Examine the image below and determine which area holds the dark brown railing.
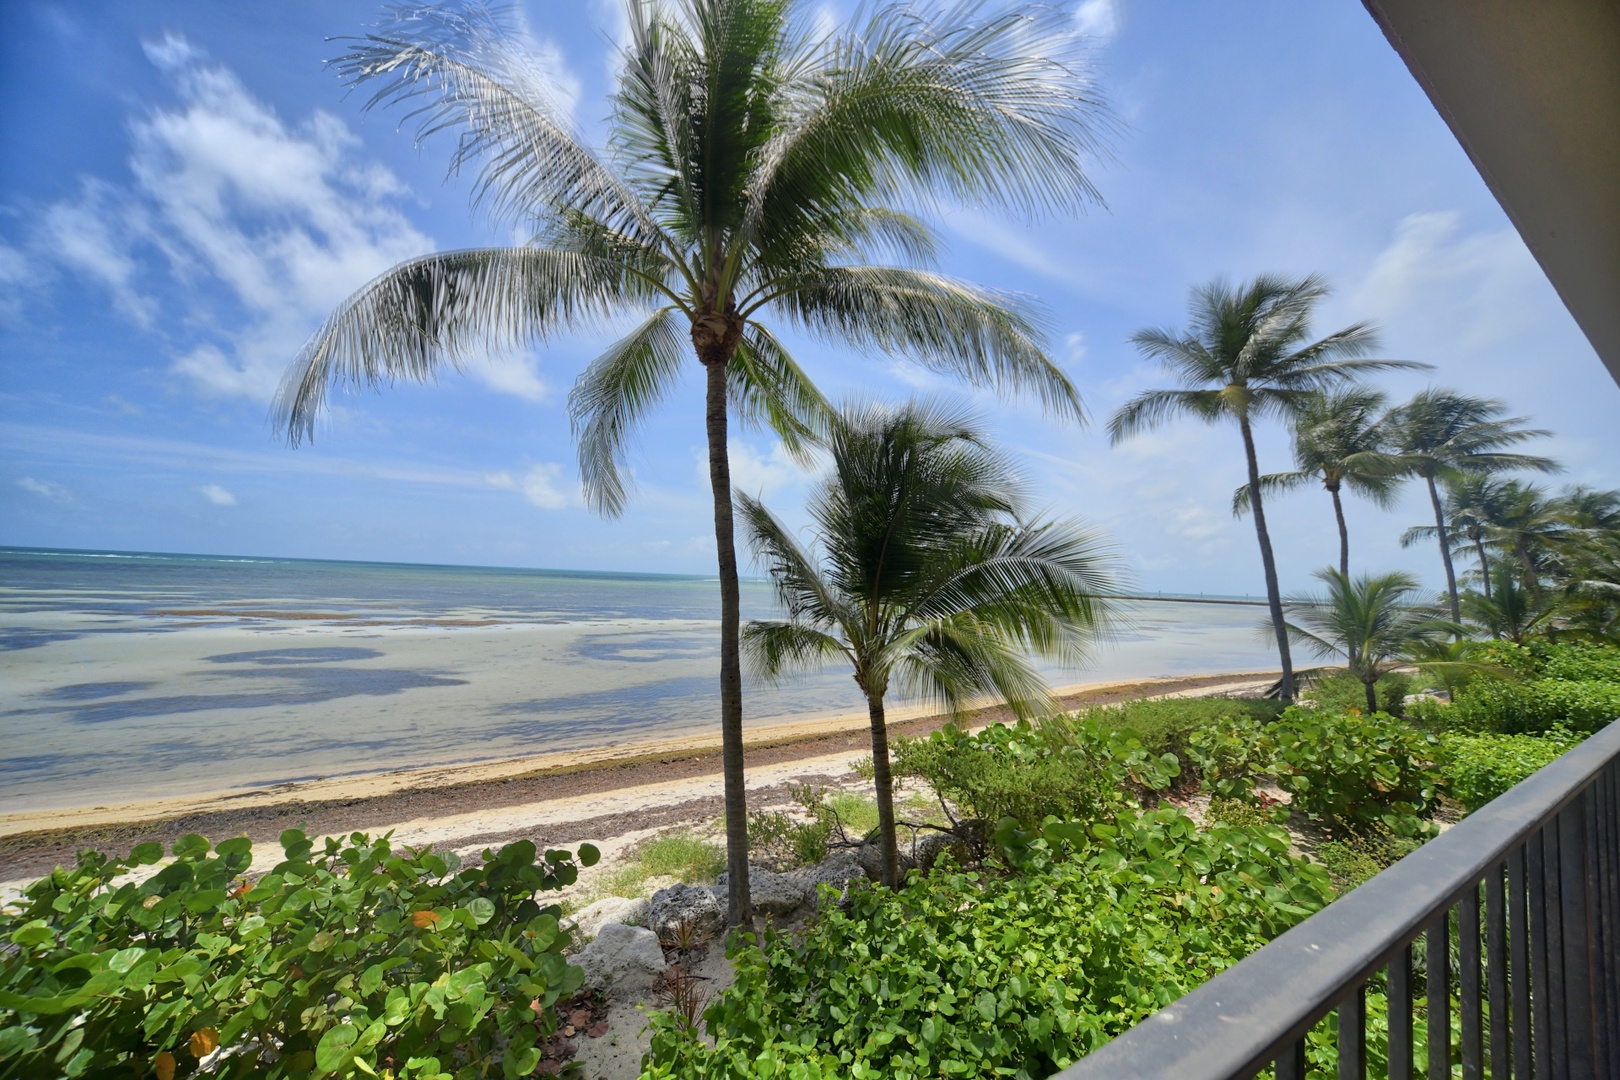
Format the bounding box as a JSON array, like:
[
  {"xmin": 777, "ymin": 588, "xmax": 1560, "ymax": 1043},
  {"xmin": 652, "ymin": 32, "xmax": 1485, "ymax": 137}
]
[{"xmin": 1052, "ymin": 718, "xmax": 1620, "ymax": 1080}]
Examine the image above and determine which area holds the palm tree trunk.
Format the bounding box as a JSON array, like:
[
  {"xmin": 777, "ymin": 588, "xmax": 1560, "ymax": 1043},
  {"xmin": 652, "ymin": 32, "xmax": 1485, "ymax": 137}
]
[
  {"xmin": 1329, "ymin": 482, "xmax": 1350, "ymax": 579},
  {"xmin": 1426, "ymin": 474, "xmax": 1461, "ymax": 622},
  {"xmin": 1363, "ymin": 676, "xmax": 1378, "ymax": 715},
  {"xmin": 1239, "ymin": 416, "xmax": 1295, "ymax": 703},
  {"xmin": 703, "ymin": 357, "xmax": 752, "ymax": 927},
  {"xmin": 866, "ymin": 693, "xmax": 900, "ymax": 888},
  {"xmin": 1472, "ymin": 528, "xmax": 1492, "ymax": 601}
]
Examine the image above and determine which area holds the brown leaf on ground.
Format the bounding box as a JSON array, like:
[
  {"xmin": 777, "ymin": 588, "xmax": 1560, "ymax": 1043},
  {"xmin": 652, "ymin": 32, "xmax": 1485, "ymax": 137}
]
[{"xmin": 587, "ymin": 1021, "xmax": 609, "ymax": 1038}]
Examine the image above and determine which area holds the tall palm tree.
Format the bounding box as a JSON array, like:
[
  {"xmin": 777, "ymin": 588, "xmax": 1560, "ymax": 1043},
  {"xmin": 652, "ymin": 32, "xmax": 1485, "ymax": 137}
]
[
  {"xmin": 1233, "ymin": 388, "xmax": 1408, "ymax": 578},
  {"xmin": 740, "ymin": 402, "xmax": 1120, "ymax": 886},
  {"xmin": 1284, "ymin": 569, "xmax": 1456, "ymax": 714},
  {"xmin": 1109, "ymin": 275, "xmax": 1417, "ymax": 703},
  {"xmin": 274, "ymin": 1, "xmax": 1109, "ymax": 925},
  {"xmin": 1462, "ymin": 562, "xmax": 1559, "ymax": 645},
  {"xmin": 1383, "ymin": 390, "xmax": 1558, "ymax": 623}
]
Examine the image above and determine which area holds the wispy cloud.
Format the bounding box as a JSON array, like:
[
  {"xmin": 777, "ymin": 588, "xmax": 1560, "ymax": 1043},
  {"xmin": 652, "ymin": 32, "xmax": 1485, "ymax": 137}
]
[
  {"xmin": 1073, "ymin": 0, "xmax": 1121, "ymax": 44},
  {"xmin": 485, "ymin": 463, "xmax": 573, "ymax": 510},
  {"xmin": 13, "ymin": 33, "xmax": 580, "ymax": 408},
  {"xmin": 199, "ymin": 483, "xmax": 236, "ymax": 505},
  {"xmin": 16, "ymin": 476, "xmax": 72, "ymax": 502}
]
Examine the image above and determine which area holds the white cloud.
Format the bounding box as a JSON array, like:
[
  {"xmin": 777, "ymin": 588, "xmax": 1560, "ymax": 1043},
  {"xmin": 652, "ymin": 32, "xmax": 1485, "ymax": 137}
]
[
  {"xmin": 487, "ymin": 463, "xmax": 572, "ymax": 510},
  {"xmin": 467, "ymin": 352, "xmax": 550, "ymax": 403},
  {"xmin": 1350, "ymin": 211, "xmax": 1542, "ymax": 352},
  {"xmin": 16, "ymin": 476, "xmax": 71, "ymax": 502},
  {"xmin": 1073, "ymin": 0, "xmax": 1121, "ymax": 44},
  {"xmin": 946, "ymin": 212, "xmax": 1088, "ymax": 289},
  {"xmin": 199, "ymin": 483, "xmax": 236, "ymax": 505},
  {"xmin": 141, "ymin": 30, "xmax": 202, "ymax": 71},
  {"xmin": 40, "ymin": 186, "xmax": 156, "ymax": 326}
]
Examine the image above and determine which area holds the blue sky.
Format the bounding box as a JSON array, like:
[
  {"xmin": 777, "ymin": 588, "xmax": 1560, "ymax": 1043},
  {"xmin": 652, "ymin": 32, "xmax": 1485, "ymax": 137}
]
[{"xmin": 3, "ymin": 0, "xmax": 1617, "ymax": 596}]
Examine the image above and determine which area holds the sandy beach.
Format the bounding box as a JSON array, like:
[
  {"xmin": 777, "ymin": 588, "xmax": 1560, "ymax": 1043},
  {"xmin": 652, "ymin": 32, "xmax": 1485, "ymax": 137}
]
[{"xmin": 0, "ymin": 670, "xmax": 1276, "ymax": 892}]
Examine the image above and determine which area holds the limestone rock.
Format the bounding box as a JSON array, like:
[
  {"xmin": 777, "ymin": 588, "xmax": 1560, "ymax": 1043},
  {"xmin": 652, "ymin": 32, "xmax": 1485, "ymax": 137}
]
[
  {"xmin": 565, "ymin": 896, "xmax": 649, "ymax": 942},
  {"xmin": 716, "ymin": 866, "xmax": 809, "ymax": 917},
  {"xmin": 648, "ymin": 882, "xmax": 726, "ymax": 940},
  {"xmin": 570, "ymin": 923, "xmax": 667, "ymax": 992},
  {"xmin": 912, "ymin": 831, "xmax": 970, "ymax": 872},
  {"xmin": 795, "ymin": 849, "xmax": 869, "ymax": 907}
]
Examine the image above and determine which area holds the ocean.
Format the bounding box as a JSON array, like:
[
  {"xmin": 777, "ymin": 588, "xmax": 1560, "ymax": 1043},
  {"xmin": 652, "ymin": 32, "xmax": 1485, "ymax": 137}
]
[{"xmin": 0, "ymin": 547, "xmax": 1283, "ymax": 813}]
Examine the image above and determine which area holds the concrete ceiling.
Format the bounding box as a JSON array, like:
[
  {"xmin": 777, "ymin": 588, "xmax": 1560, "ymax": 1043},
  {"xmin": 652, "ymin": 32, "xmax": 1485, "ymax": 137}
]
[{"xmin": 1363, "ymin": 0, "xmax": 1620, "ymax": 389}]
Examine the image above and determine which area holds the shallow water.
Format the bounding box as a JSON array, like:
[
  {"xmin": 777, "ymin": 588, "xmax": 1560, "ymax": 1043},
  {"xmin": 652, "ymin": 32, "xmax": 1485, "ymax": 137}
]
[{"xmin": 0, "ymin": 547, "xmax": 1283, "ymax": 812}]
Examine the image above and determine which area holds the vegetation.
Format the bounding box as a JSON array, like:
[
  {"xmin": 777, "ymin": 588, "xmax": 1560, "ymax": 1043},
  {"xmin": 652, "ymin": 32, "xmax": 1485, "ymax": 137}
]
[
  {"xmin": 1381, "ymin": 390, "xmax": 1558, "ymax": 621},
  {"xmin": 1108, "ymin": 274, "xmax": 1423, "ymax": 702},
  {"xmin": 742, "ymin": 402, "xmax": 1120, "ymax": 885},
  {"xmin": 592, "ymin": 832, "xmax": 727, "ymax": 899},
  {"xmin": 0, "ymin": 831, "xmax": 596, "ymax": 1079},
  {"xmin": 1437, "ymin": 728, "xmax": 1584, "ymax": 812},
  {"xmin": 1282, "ymin": 569, "xmax": 1455, "ymax": 713},
  {"xmin": 1301, "ymin": 670, "xmax": 1413, "ymax": 715},
  {"xmin": 641, "ymin": 809, "xmax": 1334, "ymax": 1079},
  {"xmin": 276, "ymin": 0, "xmax": 1110, "ymax": 926}
]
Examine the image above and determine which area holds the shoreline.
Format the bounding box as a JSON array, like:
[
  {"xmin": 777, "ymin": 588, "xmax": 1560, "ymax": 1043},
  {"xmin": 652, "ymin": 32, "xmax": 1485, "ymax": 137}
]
[{"xmin": 0, "ymin": 670, "xmax": 1277, "ymax": 883}]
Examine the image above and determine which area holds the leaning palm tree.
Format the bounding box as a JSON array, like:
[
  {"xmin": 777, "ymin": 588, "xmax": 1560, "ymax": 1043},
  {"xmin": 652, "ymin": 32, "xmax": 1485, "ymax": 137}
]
[
  {"xmin": 740, "ymin": 401, "xmax": 1121, "ymax": 887},
  {"xmin": 1383, "ymin": 390, "xmax": 1558, "ymax": 622},
  {"xmin": 1234, "ymin": 388, "xmax": 1406, "ymax": 578},
  {"xmin": 275, "ymin": 1, "xmax": 1110, "ymax": 925},
  {"xmin": 1284, "ymin": 569, "xmax": 1456, "ymax": 714},
  {"xmin": 1109, "ymin": 275, "xmax": 1419, "ymax": 703}
]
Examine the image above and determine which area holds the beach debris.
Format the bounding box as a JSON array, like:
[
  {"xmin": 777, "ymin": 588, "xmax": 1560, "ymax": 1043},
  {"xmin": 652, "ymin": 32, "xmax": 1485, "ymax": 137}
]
[
  {"xmin": 570, "ymin": 923, "xmax": 669, "ymax": 991},
  {"xmin": 648, "ymin": 882, "xmax": 725, "ymax": 940},
  {"xmin": 714, "ymin": 866, "xmax": 809, "ymax": 917},
  {"xmin": 564, "ymin": 896, "xmax": 649, "ymax": 942}
]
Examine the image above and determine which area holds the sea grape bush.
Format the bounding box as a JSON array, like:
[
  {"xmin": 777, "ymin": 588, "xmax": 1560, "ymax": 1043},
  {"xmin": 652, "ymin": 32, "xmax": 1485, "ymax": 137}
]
[
  {"xmin": 1422, "ymin": 678, "xmax": 1620, "ymax": 736},
  {"xmin": 1437, "ymin": 727, "xmax": 1584, "ymax": 811},
  {"xmin": 0, "ymin": 830, "xmax": 597, "ymax": 1079},
  {"xmin": 639, "ymin": 809, "xmax": 1334, "ymax": 1079},
  {"xmin": 1189, "ymin": 709, "xmax": 1444, "ymax": 838},
  {"xmin": 890, "ymin": 717, "xmax": 1178, "ymax": 829}
]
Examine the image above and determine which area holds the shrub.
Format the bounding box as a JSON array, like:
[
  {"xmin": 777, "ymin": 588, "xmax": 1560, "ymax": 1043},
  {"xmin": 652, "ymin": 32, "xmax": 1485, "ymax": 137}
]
[
  {"xmin": 1205, "ymin": 796, "xmax": 1270, "ymax": 831},
  {"xmin": 1313, "ymin": 827, "xmax": 1410, "ymax": 893},
  {"xmin": 746, "ymin": 786, "xmax": 873, "ymax": 870},
  {"xmin": 1443, "ymin": 678, "xmax": 1620, "ymax": 735},
  {"xmin": 1302, "ymin": 671, "xmax": 1414, "ymax": 716},
  {"xmin": 1069, "ymin": 696, "xmax": 1282, "ymax": 765},
  {"xmin": 0, "ymin": 830, "xmax": 596, "ymax": 1079},
  {"xmin": 1437, "ymin": 727, "xmax": 1585, "ymax": 811},
  {"xmin": 640, "ymin": 809, "xmax": 1333, "ymax": 1079},
  {"xmin": 891, "ymin": 718, "xmax": 1175, "ymax": 829},
  {"xmin": 1267, "ymin": 709, "xmax": 1444, "ymax": 838},
  {"xmin": 1535, "ymin": 642, "xmax": 1620, "ymax": 682},
  {"xmin": 1188, "ymin": 709, "xmax": 1444, "ymax": 838}
]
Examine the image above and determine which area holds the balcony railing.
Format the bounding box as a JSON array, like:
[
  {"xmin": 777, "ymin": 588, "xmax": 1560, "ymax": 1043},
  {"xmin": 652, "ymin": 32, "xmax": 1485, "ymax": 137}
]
[{"xmin": 1052, "ymin": 718, "xmax": 1620, "ymax": 1080}]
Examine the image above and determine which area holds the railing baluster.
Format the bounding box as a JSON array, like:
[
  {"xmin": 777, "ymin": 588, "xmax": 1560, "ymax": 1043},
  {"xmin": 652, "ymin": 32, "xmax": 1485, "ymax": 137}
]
[
  {"xmin": 1486, "ymin": 862, "xmax": 1509, "ymax": 1079},
  {"xmin": 1604, "ymin": 767, "xmax": 1620, "ymax": 1072},
  {"xmin": 1460, "ymin": 881, "xmax": 1483, "ymax": 1079},
  {"xmin": 1428, "ymin": 911, "xmax": 1449, "ymax": 1080},
  {"xmin": 1273, "ymin": 1038, "xmax": 1306, "ymax": 1080},
  {"xmin": 1529, "ymin": 831, "xmax": 1551, "ymax": 1077},
  {"xmin": 1509, "ymin": 845, "xmax": 1531, "ymax": 1080},
  {"xmin": 1559, "ymin": 801, "xmax": 1595, "ymax": 1079},
  {"xmin": 1339, "ymin": 985, "xmax": 1366, "ymax": 1080},
  {"xmin": 1390, "ymin": 943, "xmax": 1414, "ymax": 1080},
  {"xmin": 1585, "ymin": 786, "xmax": 1612, "ymax": 1079},
  {"xmin": 1544, "ymin": 821, "xmax": 1568, "ymax": 1078}
]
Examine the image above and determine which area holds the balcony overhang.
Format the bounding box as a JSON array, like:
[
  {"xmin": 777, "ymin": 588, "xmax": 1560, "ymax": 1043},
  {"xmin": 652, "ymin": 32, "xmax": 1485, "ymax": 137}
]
[{"xmin": 1363, "ymin": 0, "xmax": 1620, "ymax": 389}]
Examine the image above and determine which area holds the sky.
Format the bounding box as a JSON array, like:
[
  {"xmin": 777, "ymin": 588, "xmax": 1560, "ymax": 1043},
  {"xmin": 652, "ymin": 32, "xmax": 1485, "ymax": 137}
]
[{"xmin": 2, "ymin": 0, "xmax": 1617, "ymax": 597}]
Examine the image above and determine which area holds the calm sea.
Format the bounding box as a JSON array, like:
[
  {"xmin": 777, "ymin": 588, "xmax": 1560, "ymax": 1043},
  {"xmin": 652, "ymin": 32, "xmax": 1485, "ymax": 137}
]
[{"xmin": 0, "ymin": 547, "xmax": 1282, "ymax": 813}]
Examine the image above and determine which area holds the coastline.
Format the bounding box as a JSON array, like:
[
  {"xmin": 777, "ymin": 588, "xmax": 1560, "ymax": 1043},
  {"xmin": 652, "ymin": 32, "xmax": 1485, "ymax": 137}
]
[{"xmin": 0, "ymin": 670, "xmax": 1276, "ymax": 885}]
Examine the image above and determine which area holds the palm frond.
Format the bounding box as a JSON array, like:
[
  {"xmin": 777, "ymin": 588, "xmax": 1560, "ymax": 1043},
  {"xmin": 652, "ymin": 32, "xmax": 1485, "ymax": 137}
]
[
  {"xmin": 279, "ymin": 247, "xmax": 628, "ymax": 443},
  {"xmin": 742, "ymin": 620, "xmax": 848, "ymax": 680},
  {"xmin": 335, "ymin": 4, "xmax": 665, "ymax": 246},
  {"xmin": 727, "ymin": 322, "xmax": 834, "ymax": 459},
  {"xmin": 764, "ymin": 266, "xmax": 1083, "ymax": 422},
  {"xmin": 1107, "ymin": 388, "xmax": 1223, "ymax": 444},
  {"xmin": 1233, "ymin": 472, "xmax": 1312, "ymax": 517},
  {"xmin": 567, "ymin": 306, "xmax": 688, "ymax": 516}
]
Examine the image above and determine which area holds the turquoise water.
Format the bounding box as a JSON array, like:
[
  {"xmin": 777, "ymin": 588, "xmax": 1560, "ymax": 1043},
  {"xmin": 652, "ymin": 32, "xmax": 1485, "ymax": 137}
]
[{"xmin": 0, "ymin": 547, "xmax": 1283, "ymax": 812}]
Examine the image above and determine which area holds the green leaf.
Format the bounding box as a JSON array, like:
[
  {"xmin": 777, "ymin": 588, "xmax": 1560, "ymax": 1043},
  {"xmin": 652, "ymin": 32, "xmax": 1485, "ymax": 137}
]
[
  {"xmin": 172, "ymin": 834, "xmax": 210, "ymax": 859},
  {"xmin": 465, "ymin": 897, "xmax": 495, "ymax": 925},
  {"xmin": 9, "ymin": 920, "xmax": 54, "ymax": 948},
  {"xmin": 577, "ymin": 843, "xmax": 600, "ymax": 867},
  {"xmin": 315, "ymin": 1023, "xmax": 360, "ymax": 1075},
  {"xmin": 130, "ymin": 842, "xmax": 164, "ymax": 865}
]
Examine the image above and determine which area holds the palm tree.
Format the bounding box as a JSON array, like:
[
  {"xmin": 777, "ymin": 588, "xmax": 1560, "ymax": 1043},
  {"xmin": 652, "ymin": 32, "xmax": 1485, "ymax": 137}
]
[
  {"xmin": 274, "ymin": 1, "xmax": 1109, "ymax": 925},
  {"xmin": 1284, "ymin": 569, "xmax": 1455, "ymax": 714},
  {"xmin": 1462, "ymin": 562, "xmax": 1559, "ymax": 644},
  {"xmin": 1233, "ymin": 388, "xmax": 1407, "ymax": 578},
  {"xmin": 1383, "ymin": 390, "xmax": 1558, "ymax": 623},
  {"xmin": 740, "ymin": 402, "xmax": 1120, "ymax": 887},
  {"xmin": 1109, "ymin": 275, "xmax": 1418, "ymax": 703}
]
